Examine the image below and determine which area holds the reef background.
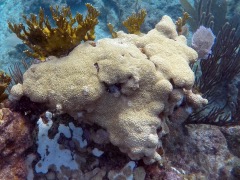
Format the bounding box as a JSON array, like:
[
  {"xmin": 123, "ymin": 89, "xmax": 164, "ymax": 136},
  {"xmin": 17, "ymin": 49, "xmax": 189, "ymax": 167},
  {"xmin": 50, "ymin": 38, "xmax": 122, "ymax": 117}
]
[
  {"xmin": 1, "ymin": 0, "xmax": 239, "ymax": 71},
  {"xmin": 1, "ymin": 0, "xmax": 186, "ymax": 71},
  {"xmin": 1, "ymin": 0, "xmax": 240, "ymax": 179}
]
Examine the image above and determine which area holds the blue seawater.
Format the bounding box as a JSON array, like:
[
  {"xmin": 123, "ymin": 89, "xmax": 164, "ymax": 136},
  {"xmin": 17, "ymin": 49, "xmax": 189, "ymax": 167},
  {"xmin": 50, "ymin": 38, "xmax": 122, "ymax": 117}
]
[
  {"xmin": 1, "ymin": 0, "xmax": 239, "ymax": 72},
  {"xmin": 0, "ymin": 0, "xmax": 185, "ymax": 72}
]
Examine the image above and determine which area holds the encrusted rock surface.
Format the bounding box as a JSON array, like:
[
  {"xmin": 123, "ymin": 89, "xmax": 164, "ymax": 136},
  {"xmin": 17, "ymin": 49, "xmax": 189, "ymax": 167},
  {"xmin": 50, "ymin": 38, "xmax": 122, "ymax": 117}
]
[
  {"xmin": 21, "ymin": 111, "xmax": 240, "ymax": 179},
  {"xmin": 0, "ymin": 108, "xmax": 33, "ymax": 180},
  {"xmin": 220, "ymin": 126, "xmax": 240, "ymax": 158},
  {"xmin": 162, "ymin": 107, "xmax": 240, "ymax": 179}
]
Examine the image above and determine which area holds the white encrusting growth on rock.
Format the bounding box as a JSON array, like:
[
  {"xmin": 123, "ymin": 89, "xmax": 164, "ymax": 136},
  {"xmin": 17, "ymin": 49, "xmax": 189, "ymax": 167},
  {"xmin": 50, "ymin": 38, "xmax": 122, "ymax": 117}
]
[{"xmin": 35, "ymin": 112, "xmax": 87, "ymax": 173}]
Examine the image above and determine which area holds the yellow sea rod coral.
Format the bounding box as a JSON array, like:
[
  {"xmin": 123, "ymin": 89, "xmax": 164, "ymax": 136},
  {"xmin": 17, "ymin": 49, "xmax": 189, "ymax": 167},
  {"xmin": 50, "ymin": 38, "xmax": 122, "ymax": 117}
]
[
  {"xmin": 175, "ymin": 12, "xmax": 190, "ymax": 35},
  {"xmin": 122, "ymin": 9, "xmax": 147, "ymax": 35},
  {"xmin": 107, "ymin": 23, "xmax": 118, "ymax": 38},
  {"xmin": 8, "ymin": 3, "xmax": 100, "ymax": 61}
]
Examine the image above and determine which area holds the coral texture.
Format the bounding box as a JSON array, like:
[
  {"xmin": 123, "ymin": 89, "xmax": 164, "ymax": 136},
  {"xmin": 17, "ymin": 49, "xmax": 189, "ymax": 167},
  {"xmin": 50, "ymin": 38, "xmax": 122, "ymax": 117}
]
[
  {"xmin": 11, "ymin": 15, "xmax": 206, "ymax": 164},
  {"xmin": 0, "ymin": 108, "xmax": 33, "ymax": 180},
  {"xmin": 166, "ymin": 108, "xmax": 240, "ymax": 179}
]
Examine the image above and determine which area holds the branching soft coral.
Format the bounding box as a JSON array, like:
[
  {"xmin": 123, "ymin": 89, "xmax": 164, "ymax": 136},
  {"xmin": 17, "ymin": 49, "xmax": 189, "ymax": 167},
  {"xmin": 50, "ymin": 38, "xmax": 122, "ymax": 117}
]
[
  {"xmin": 122, "ymin": 9, "xmax": 147, "ymax": 35},
  {"xmin": 8, "ymin": 3, "xmax": 100, "ymax": 61},
  {"xmin": 186, "ymin": 23, "xmax": 240, "ymax": 126},
  {"xmin": 175, "ymin": 12, "xmax": 189, "ymax": 35}
]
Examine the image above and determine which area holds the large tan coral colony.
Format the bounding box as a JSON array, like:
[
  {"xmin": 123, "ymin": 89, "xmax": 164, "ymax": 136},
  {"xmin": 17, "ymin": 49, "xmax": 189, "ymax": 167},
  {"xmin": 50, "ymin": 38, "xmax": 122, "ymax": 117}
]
[{"xmin": 10, "ymin": 16, "xmax": 207, "ymax": 164}]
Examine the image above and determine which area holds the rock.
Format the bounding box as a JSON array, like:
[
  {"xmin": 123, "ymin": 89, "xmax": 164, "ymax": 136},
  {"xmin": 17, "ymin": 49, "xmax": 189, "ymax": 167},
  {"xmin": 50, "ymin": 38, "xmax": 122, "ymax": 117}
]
[
  {"xmin": 0, "ymin": 108, "xmax": 33, "ymax": 180},
  {"xmin": 133, "ymin": 166, "xmax": 146, "ymax": 180}
]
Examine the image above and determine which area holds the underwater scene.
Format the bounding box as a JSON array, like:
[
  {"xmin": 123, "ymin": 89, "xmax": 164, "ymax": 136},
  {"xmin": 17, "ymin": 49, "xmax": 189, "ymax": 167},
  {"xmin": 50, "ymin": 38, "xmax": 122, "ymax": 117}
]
[{"xmin": 0, "ymin": 0, "xmax": 240, "ymax": 179}]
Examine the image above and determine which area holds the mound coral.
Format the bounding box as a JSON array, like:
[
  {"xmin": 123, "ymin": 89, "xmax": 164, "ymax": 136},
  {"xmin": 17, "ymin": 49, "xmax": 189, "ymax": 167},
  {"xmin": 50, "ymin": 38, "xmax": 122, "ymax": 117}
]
[
  {"xmin": 10, "ymin": 15, "xmax": 207, "ymax": 164},
  {"xmin": 8, "ymin": 3, "xmax": 99, "ymax": 61}
]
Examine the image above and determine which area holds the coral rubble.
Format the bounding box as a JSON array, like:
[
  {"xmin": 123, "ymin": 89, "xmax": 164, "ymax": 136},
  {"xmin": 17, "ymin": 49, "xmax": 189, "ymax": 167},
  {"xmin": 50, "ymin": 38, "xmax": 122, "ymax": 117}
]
[{"xmin": 11, "ymin": 15, "xmax": 207, "ymax": 165}]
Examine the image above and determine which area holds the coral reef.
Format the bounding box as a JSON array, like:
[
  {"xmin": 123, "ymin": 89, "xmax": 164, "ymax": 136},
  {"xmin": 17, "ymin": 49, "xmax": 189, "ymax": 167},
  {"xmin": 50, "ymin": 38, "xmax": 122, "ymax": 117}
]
[
  {"xmin": 164, "ymin": 107, "xmax": 240, "ymax": 179},
  {"xmin": 0, "ymin": 0, "xmax": 183, "ymax": 71},
  {"xmin": 8, "ymin": 3, "xmax": 100, "ymax": 61},
  {"xmin": 11, "ymin": 15, "xmax": 207, "ymax": 164},
  {"xmin": 27, "ymin": 112, "xmax": 136, "ymax": 179},
  {"xmin": 100, "ymin": 0, "xmax": 182, "ymax": 34},
  {"xmin": 2, "ymin": 1, "xmax": 240, "ymax": 179},
  {"xmin": 28, "ymin": 110, "xmax": 240, "ymax": 179}
]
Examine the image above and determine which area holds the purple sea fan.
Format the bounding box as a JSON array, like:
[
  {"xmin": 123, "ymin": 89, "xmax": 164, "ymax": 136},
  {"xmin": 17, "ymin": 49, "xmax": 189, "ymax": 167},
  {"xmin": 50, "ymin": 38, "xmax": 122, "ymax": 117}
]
[{"xmin": 191, "ymin": 26, "xmax": 216, "ymax": 59}]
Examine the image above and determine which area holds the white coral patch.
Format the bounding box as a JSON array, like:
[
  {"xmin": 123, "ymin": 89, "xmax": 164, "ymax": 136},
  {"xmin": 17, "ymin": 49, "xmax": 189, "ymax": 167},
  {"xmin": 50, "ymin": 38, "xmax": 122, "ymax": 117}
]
[{"xmin": 35, "ymin": 112, "xmax": 87, "ymax": 173}]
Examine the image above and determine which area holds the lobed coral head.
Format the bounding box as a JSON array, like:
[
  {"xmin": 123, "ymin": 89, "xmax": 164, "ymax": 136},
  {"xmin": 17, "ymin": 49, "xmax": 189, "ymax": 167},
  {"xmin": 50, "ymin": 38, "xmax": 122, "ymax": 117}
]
[{"xmin": 10, "ymin": 15, "xmax": 206, "ymax": 165}]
